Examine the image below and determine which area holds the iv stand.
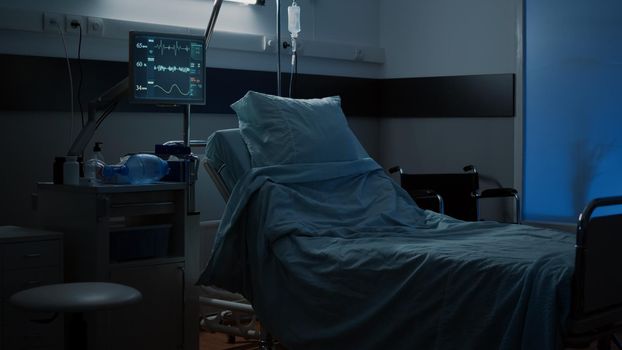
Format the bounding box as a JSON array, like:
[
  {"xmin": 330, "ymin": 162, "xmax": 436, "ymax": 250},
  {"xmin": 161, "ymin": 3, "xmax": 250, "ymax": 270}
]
[
  {"xmin": 276, "ymin": 0, "xmax": 281, "ymax": 96},
  {"xmin": 181, "ymin": 104, "xmax": 200, "ymax": 213},
  {"xmin": 173, "ymin": 0, "xmax": 225, "ymax": 213}
]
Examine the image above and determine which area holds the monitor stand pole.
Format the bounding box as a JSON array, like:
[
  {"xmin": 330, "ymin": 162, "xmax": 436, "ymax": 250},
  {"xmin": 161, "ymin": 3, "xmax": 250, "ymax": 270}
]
[
  {"xmin": 181, "ymin": 104, "xmax": 198, "ymax": 213},
  {"xmin": 183, "ymin": 104, "xmax": 191, "ymax": 147}
]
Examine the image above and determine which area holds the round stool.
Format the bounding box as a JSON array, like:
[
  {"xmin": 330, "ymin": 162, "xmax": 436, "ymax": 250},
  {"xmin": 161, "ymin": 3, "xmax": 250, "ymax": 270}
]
[{"xmin": 10, "ymin": 282, "xmax": 142, "ymax": 350}]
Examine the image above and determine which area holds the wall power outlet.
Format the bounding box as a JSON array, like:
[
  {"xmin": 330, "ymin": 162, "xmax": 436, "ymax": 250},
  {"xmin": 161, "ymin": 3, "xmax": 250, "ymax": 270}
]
[
  {"xmin": 87, "ymin": 17, "xmax": 104, "ymax": 36},
  {"xmin": 43, "ymin": 12, "xmax": 64, "ymax": 32},
  {"xmin": 66, "ymin": 15, "xmax": 86, "ymax": 35}
]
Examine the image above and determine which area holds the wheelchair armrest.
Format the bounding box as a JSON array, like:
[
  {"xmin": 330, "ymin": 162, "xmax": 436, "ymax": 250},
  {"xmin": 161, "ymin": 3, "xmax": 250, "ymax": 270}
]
[
  {"xmin": 388, "ymin": 166, "xmax": 402, "ymax": 174},
  {"xmin": 474, "ymin": 188, "xmax": 521, "ymax": 223},
  {"xmin": 409, "ymin": 189, "xmax": 439, "ymax": 198},
  {"xmin": 409, "ymin": 189, "xmax": 445, "ymax": 214},
  {"xmin": 478, "ymin": 188, "xmax": 518, "ymax": 198}
]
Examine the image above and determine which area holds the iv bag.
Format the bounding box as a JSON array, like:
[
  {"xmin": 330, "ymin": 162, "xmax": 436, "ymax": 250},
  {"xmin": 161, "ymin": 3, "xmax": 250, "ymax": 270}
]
[{"xmin": 288, "ymin": 2, "xmax": 301, "ymax": 38}]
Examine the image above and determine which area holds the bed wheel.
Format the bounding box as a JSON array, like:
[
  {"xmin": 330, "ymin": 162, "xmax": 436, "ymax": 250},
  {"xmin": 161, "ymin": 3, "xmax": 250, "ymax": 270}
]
[
  {"xmin": 596, "ymin": 334, "xmax": 622, "ymax": 350},
  {"xmin": 259, "ymin": 324, "xmax": 274, "ymax": 350},
  {"xmin": 597, "ymin": 336, "xmax": 611, "ymax": 350}
]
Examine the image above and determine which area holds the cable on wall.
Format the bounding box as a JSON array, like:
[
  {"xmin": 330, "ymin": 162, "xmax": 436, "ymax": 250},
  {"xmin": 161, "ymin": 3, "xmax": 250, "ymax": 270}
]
[
  {"xmin": 56, "ymin": 22, "xmax": 75, "ymax": 146},
  {"xmin": 76, "ymin": 22, "xmax": 85, "ymax": 128},
  {"xmin": 95, "ymin": 101, "xmax": 119, "ymax": 130}
]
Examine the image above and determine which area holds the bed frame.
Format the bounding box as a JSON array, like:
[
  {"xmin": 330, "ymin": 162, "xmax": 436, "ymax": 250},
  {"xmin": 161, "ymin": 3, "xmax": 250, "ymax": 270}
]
[
  {"xmin": 200, "ymin": 129, "xmax": 274, "ymax": 349},
  {"xmin": 202, "ymin": 128, "xmax": 622, "ymax": 350},
  {"xmin": 565, "ymin": 196, "xmax": 622, "ymax": 349}
]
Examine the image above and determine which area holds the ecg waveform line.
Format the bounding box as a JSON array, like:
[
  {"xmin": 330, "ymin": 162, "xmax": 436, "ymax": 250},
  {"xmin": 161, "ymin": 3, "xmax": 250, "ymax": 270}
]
[
  {"xmin": 153, "ymin": 83, "xmax": 191, "ymax": 96},
  {"xmin": 153, "ymin": 40, "xmax": 190, "ymax": 56},
  {"xmin": 154, "ymin": 65, "xmax": 192, "ymax": 73}
]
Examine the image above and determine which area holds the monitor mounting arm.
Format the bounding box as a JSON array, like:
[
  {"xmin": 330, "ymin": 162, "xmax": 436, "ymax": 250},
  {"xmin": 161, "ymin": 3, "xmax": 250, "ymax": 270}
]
[
  {"xmin": 66, "ymin": 77, "xmax": 129, "ymax": 157},
  {"xmin": 67, "ymin": 0, "xmax": 223, "ymax": 156}
]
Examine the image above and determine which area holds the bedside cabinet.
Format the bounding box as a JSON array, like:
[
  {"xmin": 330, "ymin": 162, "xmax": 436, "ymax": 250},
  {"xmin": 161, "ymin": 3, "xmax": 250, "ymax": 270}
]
[
  {"xmin": 35, "ymin": 182, "xmax": 199, "ymax": 350},
  {"xmin": 0, "ymin": 226, "xmax": 63, "ymax": 350}
]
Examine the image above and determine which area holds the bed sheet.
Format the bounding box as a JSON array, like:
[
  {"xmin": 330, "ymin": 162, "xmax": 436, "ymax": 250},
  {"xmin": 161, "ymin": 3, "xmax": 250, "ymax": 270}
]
[{"xmin": 198, "ymin": 158, "xmax": 574, "ymax": 350}]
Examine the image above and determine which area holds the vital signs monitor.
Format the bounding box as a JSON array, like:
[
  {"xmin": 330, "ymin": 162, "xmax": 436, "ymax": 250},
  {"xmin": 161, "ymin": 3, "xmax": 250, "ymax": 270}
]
[{"xmin": 129, "ymin": 32, "xmax": 206, "ymax": 105}]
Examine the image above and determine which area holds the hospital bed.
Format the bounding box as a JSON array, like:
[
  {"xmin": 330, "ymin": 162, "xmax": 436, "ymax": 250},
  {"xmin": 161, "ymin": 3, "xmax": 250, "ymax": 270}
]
[
  {"xmin": 199, "ymin": 129, "xmax": 263, "ymax": 344},
  {"xmin": 199, "ymin": 92, "xmax": 622, "ymax": 350},
  {"xmin": 200, "ymin": 127, "xmax": 280, "ymax": 348}
]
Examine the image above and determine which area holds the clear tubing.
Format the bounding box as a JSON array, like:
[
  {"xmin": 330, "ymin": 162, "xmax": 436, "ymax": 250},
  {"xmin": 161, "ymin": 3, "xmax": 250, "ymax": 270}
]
[{"xmin": 287, "ymin": 0, "xmax": 300, "ymax": 97}]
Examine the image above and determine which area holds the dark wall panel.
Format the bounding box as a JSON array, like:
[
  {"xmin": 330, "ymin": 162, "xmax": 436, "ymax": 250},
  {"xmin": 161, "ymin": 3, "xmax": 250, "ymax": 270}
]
[
  {"xmin": 0, "ymin": 54, "xmax": 380, "ymax": 117},
  {"xmin": 0, "ymin": 54, "xmax": 514, "ymax": 118},
  {"xmin": 289, "ymin": 73, "xmax": 381, "ymax": 116},
  {"xmin": 381, "ymin": 74, "xmax": 515, "ymax": 117}
]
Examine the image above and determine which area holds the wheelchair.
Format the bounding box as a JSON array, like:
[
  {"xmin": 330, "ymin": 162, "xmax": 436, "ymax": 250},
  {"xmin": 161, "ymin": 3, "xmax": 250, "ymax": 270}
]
[{"xmin": 389, "ymin": 165, "xmax": 520, "ymax": 223}]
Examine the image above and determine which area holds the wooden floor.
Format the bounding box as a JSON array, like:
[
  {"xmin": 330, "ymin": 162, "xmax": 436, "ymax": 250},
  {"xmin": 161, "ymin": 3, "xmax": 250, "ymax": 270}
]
[
  {"xmin": 200, "ymin": 331, "xmax": 287, "ymax": 350},
  {"xmin": 199, "ymin": 330, "xmax": 613, "ymax": 350},
  {"xmin": 200, "ymin": 331, "xmax": 257, "ymax": 350}
]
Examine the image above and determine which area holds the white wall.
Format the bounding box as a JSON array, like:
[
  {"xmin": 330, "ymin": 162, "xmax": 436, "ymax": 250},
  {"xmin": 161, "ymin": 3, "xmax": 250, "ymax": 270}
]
[
  {"xmin": 380, "ymin": 0, "xmax": 517, "ymax": 78},
  {"xmin": 0, "ymin": 0, "xmax": 525, "ymax": 224},
  {"xmin": 0, "ymin": 0, "xmax": 383, "ymax": 226},
  {"xmin": 377, "ymin": 0, "xmax": 520, "ymax": 189},
  {"xmin": 0, "ymin": 0, "xmax": 380, "ymax": 46},
  {"xmin": 0, "ymin": 0, "xmax": 383, "ymax": 78}
]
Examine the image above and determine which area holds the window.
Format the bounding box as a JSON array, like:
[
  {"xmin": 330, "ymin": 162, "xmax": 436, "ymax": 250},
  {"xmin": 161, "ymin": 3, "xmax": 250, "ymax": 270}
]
[{"xmin": 524, "ymin": 0, "xmax": 622, "ymax": 222}]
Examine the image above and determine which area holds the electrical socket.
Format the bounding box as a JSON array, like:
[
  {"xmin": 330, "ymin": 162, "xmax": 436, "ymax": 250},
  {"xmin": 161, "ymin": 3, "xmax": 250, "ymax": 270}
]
[
  {"xmin": 66, "ymin": 15, "xmax": 86, "ymax": 35},
  {"xmin": 87, "ymin": 17, "xmax": 104, "ymax": 36},
  {"xmin": 43, "ymin": 12, "xmax": 64, "ymax": 32},
  {"xmin": 354, "ymin": 48, "xmax": 364, "ymax": 61}
]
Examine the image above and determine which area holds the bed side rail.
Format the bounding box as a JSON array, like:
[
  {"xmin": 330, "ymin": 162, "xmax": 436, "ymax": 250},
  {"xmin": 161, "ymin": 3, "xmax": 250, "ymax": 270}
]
[
  {"xmin": 569, "ymin": 196, "xmax": 622, "ymax": 334},
  {"xmin": 202, "ymin": 157, "xmax": 232, "ymax": 202}
]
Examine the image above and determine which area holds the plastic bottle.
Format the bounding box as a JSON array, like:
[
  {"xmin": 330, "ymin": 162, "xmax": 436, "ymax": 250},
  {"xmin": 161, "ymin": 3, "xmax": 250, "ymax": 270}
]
[
  {"xmin": 102, "ymin": 154, "xmax": 169, "ymax": 185},
  {"xmin": 84, "ymin": 159, "xmax": 105, "ymax": 184},
  {"xmin": 288, "ymin": 1, "xmax": 301, "ymax": 39},
  {"xmin": 85, "ymin": 142, "xmax": 106, "ymax": 184},
  {"xmin": 63, "ymin": 156, "xmax": 80, "ymax": 185},
  {"xmin": 93, "ymin": 142, "xmax": 105, "ymax": 163}
]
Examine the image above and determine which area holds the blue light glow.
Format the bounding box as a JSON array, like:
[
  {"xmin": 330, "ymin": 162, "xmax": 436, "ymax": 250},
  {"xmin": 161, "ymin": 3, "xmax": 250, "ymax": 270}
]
[{"xmin": 525, "ymin": 0, "xmax": 622, "ymax": 222}]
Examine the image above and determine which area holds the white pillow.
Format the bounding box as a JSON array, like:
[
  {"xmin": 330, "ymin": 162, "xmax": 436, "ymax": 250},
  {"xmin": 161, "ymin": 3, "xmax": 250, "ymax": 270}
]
[{"xmin": 230, "ymin": 91, "xmax": 368, "ymax": 167}]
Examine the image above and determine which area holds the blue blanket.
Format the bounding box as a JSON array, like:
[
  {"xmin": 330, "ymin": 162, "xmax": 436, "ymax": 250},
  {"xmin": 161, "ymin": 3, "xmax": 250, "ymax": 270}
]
[{"xmin": 199, "ymin": 158, "xmax": 574, "ymax": 350}]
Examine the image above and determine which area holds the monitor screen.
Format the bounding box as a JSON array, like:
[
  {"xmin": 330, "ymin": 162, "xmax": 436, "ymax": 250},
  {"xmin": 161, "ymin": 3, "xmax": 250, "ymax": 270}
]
[{"xmin": 129, "ymin": 31, "xmax": 206, "ymax": 105}]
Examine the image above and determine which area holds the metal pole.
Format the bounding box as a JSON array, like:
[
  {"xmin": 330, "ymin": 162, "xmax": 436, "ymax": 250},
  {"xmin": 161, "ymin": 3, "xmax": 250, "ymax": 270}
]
[
  {"xmin": 276, "ymin": 0, "xmax": 281, "ymax": 96},
  {"xmin": 183, "ymin": 104, "xmax": 191, "ymax": 147},
  {"xmin": 205, "ymin": 0, "xmax": 225, "ymax": 47}
]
